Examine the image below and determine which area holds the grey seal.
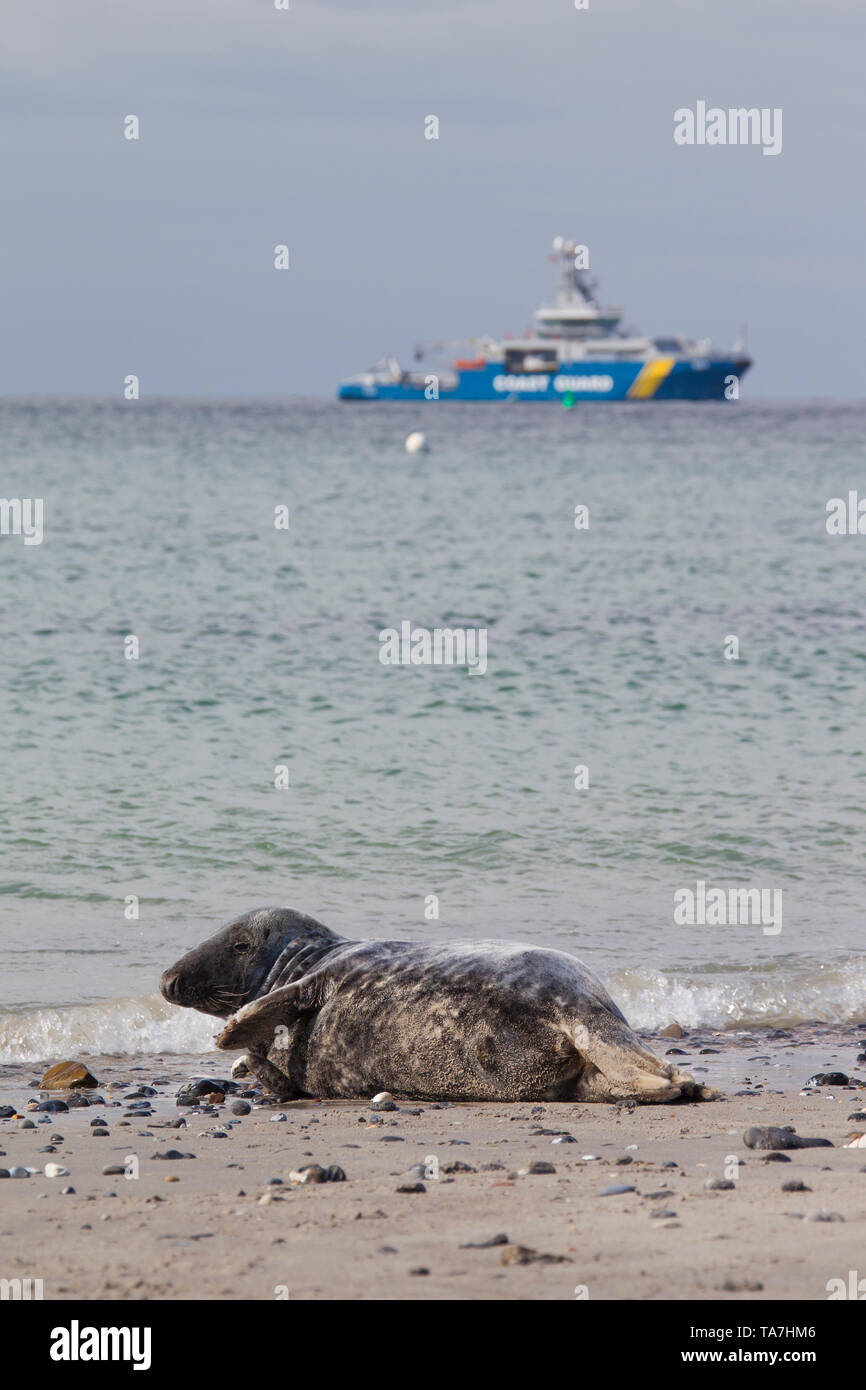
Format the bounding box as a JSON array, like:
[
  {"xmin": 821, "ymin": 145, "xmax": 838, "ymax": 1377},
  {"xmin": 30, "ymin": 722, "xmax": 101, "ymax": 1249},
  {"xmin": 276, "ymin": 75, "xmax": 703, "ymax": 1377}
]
[{"xmin": 159, "ymin": 907, "xmax": 717, "ymax": 1104}]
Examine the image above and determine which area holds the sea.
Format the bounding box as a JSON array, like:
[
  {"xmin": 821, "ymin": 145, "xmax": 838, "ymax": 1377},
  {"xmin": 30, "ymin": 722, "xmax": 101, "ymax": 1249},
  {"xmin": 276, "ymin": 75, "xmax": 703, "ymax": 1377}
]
[{"xmin": 1, "ymin": 397, "xmax": 864, "ymax": 1062}]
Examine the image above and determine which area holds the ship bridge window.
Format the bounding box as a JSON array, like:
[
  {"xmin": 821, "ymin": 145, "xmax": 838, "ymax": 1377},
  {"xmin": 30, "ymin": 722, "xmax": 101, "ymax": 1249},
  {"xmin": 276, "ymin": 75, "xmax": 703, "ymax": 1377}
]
[
  {"xmin": 504, "ymin": 347, "xmax": 557, "ymax": 372},
  {"xmin": 653, "ymin": 338, "xmax": 684, "ymax": 352}
]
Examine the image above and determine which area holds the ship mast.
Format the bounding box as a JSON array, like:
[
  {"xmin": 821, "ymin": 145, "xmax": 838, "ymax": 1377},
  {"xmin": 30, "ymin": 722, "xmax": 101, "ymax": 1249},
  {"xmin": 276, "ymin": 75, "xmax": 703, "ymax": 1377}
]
[{"xmin": 552, "ymin": 236, "xmax": 599, "ymax": 308}]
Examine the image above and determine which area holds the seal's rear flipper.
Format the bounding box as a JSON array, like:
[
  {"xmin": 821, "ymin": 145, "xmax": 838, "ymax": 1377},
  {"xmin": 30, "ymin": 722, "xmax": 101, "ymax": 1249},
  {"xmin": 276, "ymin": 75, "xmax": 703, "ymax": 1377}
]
[
  {"xmin": 215, "ymin": 973, "xmax": 328, "ymax": 1051},
  {"xmin": 567, "ymin": 1017, "xmax": 721, "ymax": 1104}
]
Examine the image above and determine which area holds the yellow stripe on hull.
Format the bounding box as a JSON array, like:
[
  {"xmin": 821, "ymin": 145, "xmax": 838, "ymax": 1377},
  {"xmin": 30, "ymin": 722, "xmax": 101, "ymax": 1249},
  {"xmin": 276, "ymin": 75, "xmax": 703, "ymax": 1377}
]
[{"xmin": 626, "ymin": 357, "xmax": 675, "ymax": 400}]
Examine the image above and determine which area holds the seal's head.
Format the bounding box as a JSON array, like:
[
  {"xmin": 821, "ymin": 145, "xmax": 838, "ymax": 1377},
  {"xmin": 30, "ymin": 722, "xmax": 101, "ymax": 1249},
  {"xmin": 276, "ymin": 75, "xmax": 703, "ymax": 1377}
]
[{"xmin": 159, "ymin": 907, "xmax": 338, "ymax": 1018}]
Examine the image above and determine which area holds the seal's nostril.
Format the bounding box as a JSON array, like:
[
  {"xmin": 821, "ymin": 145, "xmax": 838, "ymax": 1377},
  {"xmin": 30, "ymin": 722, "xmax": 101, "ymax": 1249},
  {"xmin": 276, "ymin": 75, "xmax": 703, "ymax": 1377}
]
[{"xmin": 160, "ymin": 970, "xmax": 182, "ymax": 1003}]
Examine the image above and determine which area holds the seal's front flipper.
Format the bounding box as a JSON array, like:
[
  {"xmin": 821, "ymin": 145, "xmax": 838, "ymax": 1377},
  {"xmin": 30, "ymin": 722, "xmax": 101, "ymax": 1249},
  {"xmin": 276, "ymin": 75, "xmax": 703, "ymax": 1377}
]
[{"xmin": 215, "ymin": 972, "xmax": 329, "ymax": 1051}]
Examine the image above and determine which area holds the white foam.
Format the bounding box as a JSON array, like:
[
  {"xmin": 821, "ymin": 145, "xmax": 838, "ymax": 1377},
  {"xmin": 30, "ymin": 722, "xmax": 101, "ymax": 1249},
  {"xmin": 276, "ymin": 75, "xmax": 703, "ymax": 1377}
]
[
  {"xmin": 0, "ymin": 994, "xmax": 216, "ymax": 1064},
  {"xmin": 609, "ymin": 956, "xmax": 866, "ymax": 1031}
]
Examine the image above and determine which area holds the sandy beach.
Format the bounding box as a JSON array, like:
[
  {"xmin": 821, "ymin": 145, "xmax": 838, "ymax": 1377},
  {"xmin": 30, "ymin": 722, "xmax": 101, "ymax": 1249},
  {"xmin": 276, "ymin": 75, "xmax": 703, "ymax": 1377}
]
[{"xmin": 2, "ymin": 1023, "xmax": 864, "ymax": 1302}]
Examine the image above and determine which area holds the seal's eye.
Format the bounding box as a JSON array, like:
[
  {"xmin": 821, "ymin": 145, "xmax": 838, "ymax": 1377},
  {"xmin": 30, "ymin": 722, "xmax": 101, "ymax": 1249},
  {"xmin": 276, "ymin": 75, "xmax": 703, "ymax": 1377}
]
[{"xmin": 233, "ymin": 941, "xmax": 251, "ymax": 953}]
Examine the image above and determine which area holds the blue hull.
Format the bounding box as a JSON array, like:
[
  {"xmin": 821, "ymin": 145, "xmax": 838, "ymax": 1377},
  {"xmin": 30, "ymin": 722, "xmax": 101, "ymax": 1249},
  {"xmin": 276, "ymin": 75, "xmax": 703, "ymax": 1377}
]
[{"xmin": 338, "ymin": 357, "xmax": 751, "ymax": 402}]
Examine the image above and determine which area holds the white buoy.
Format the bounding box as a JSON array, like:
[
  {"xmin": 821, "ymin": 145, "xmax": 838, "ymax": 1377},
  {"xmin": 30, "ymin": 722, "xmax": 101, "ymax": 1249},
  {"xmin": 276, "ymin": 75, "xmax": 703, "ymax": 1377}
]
[{"xmin": 404, "ymin": 431, "xmax": 428, "ymax": 454}]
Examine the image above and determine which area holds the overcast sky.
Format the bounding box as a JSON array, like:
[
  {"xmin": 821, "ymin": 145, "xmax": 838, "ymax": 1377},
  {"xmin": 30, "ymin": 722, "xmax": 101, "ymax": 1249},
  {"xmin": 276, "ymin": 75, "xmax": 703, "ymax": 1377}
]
[{"xmin": 1, "ymin": 0, "xmax": 863, "ymax": 398}]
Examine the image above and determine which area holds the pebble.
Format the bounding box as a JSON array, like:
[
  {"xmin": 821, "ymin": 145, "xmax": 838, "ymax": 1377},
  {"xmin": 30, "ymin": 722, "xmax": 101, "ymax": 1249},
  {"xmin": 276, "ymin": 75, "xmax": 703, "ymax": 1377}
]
[
  {"xmin": 152, "ymin": 1149, "xmax": 195, "ymax": 1160},
  {"xmin": 19, "ymin": 1120, "xmax": 35, "ymax": 1130},
  {"xmin": 40, "ymin": 1061, "xmax": 99, "ymax": 1090},
  {"xmin": 781, "ymin": 1179, "xmax": 811, "ymax": 1192},
  {"xmin": 743, "ymin": 1126, "xmax": 832, "ymax": 1150},
  {"xmin": 0, "ymin": 1106, "xmax": 17, "ymax": 1119},
  {"xmin": 91, "ymin": 1128, "xmax": 110, "ymax": 1137},
  {"xmin": 44, "ymin": 1163, "xmax": 71, "ymax": 1178},
  {"xmin": 649, "ymin": 1209, "xmax": 678, "ymax": 1219},
  {"xmin": 518, "ymin": 1160, "xmax": 556, "ymax": 1175},
  {"xmin": 805, "ymin": 1073, "xmax": 849, "ymax": 1087},
  {"xmin": 175, "ymin": 1078, "xmax": 233, "ymax": 1107},
  {"xmin": 269, "ymin": 1113, "xmax": 287, "ymax": 1123},
  {"xmin": 758, "ymin": 1152, "xmax": 791, "ymax": 1163},
  {"xmin": 499, "ymin": 1244, "xmax": 572, "ymax": 1266},
  {"xmin": 9, "ymin": 1166, "xmax": 32, "ymax": 1178},
  {"xmin": 288, "ymin": 1164, "xmax": 346, "ymax": 1184},
  {"xmin": 395, "ymin": 1182, "xmax": 425, "ymax": 1193},
  {"xmin": 848, "ymin": 1112, "xmax": 866, "ymax": 1123},
  {"xmin": 704, "ymin": 1178, "xmax": 735, "ymax": 1191},
  {"xmin": 807, "ymin": 1209, "xmax": 844, "ymax": 1222},
  {"xmin": 601, "ymin": 1184, "xmax": 636, "ymax": 1196},
  {"xmin": 370, "ymin": 1093, "xmax": 398, "ymax": 1112},
  {"xmin": 459, "ymin": 1233, "xmax": 509, "ymax": 1248},
  {"xmin": 230, "ymin": 1100, "xmax": 251, "ymax": 1116}
]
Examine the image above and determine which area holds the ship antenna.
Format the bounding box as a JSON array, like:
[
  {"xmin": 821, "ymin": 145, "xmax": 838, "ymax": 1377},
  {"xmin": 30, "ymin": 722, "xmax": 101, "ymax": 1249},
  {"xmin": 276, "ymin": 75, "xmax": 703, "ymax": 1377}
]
[{"xmin": 552, "ymin": 236, "xmax": 598, "ymax": 308}]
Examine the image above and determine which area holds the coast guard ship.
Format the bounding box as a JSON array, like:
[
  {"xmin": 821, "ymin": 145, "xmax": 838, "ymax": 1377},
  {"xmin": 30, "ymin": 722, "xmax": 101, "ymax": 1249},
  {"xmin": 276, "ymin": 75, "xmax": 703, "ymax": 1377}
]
[{"xmin": 337, "ymin": 237, "xmax": 751, "ymax": 402}]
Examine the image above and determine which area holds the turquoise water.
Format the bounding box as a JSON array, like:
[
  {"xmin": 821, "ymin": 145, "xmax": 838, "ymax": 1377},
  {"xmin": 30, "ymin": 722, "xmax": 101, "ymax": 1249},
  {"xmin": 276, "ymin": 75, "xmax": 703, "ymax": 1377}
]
[{"xmin": 1, "ymin": 398, "xmax": 865, "ymax": 1058}]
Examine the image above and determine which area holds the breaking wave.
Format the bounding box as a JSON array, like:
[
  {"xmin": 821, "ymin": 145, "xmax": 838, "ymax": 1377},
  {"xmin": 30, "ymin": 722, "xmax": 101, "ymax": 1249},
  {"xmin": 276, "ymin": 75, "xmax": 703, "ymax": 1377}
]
[{"xmin": 1, "ymin": 955, "xmax": 864, "ymax": 1064}]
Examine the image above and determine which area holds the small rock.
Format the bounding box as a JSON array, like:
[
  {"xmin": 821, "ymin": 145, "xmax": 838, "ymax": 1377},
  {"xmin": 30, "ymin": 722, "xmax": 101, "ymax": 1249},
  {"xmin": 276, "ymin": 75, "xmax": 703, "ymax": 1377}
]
[
  {"xmin": 499, "ymin": 1244, "xmax": 572, "ymax": 1266},
  {"xmin": 175, "ymin": 1078, "xmax": 232, "ymax": 1106},
  {"xmin": 370, "ymin": 1092, "xmax": 398, "ymax": 1112},
  {"xmin": 744, "ymin": 1126, "xmax": 833, "ymax": 1151},
  {"xmin": 805, "ymin": 1073, "xmax": 849, "ymax": 1088},
  {"xmin": 781, "ymin": 1180, "xmax": 811, "ymax": 1192},
  {"xmin": 395, "ymin": 1182, "xmax": 425, "ymax": 1193},
  {"xmin": 230, "ymin": 1100, "xmax": 251, "ymax": 1116},
  {"xmin": 518, "ymin": 1160, "xmax": 556, "ymax": 1175},
  {"xmin": 704, "ymin": 1178, "xmax": 735, "ymax": 1191},
  {"xmin": 807, "ymin": 1209, "xmax": 844, "ymax": 1222},
  {"xmin": 44, "ymin": 1163, "xmax": 71, "ymax": 1178},
  {"xmin": 601, "ymin": 1183, "xmax": 635, "ymax": 1196},
  {"xmin": 659, "ymin": 1022, "xmax": 685, "ymax": 1039},
  {"xmin": 91, "ymin": 1128, "xmax": 110, "ymax": 1137},
  {"xmin": 9, "ymin": 1166, "xmax": 32, "ymax": 1178},
  {"xmin": 460, "ymin": 1233, "xmax": 509, "ymax": 1248},
  {"xmin": 152, "ymin": 1149, "xmax": 195, "ymax": 1160},
  {"xmin": 40, "ymin": 1061, "xmax": 99, "ymax": 1090}
]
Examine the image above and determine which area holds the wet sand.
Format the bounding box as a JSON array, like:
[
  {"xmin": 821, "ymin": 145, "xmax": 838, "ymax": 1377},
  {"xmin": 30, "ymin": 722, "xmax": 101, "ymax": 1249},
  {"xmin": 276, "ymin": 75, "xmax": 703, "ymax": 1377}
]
[{"xmin": 1, "ymin": 1024, "xmax": 864, "ymax": 1301}]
